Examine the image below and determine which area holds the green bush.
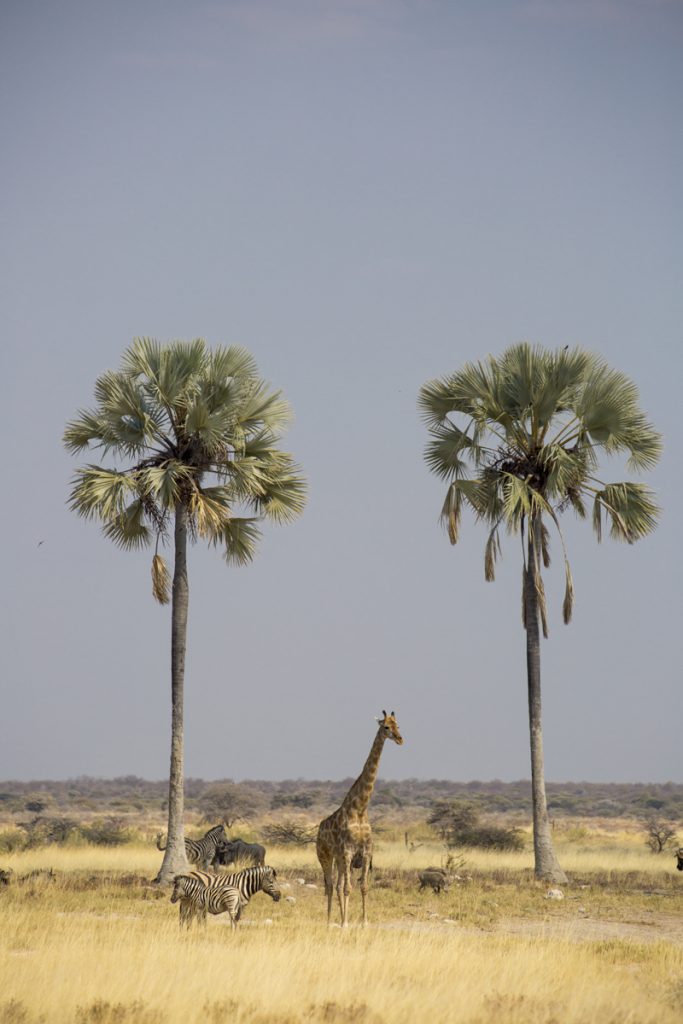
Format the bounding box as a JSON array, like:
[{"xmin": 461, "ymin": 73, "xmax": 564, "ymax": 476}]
[{"xmin": 80, "ymin": 818, "xmax": 132, "ymax": 846}]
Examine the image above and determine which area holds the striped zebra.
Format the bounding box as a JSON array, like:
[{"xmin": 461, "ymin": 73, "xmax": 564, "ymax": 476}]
[
  {"xmin": 170, "ymin": 874, "xmax": 242, "ymax": 929},
  {"xmin": 171, "ymin": 865, "xmax": 281, "ymax": 927},
  {"xmin": 156, "ymin": 824, "xmax": 226, "ymax": 870}
]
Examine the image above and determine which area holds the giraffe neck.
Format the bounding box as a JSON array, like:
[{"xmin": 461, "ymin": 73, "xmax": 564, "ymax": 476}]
[{"xmin": 341, "ymin": 727, "xmax": 386, "ymax": 816}]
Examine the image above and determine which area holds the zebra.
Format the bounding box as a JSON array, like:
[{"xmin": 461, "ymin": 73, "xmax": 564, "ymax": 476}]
[
  {"xmin": 156, "ymin": 824, "xmax": 226, "ymax": 870},
  {"xmin": 676, "ymin": 847, "xmax": 683, "ymax": 871},
  {"xmin": 172, "ymin": 865, "xmax": 281, "ymax": 927},
  {"xmin": 170, "ymin": 874, "xmax": 241, "ymax": 930}
]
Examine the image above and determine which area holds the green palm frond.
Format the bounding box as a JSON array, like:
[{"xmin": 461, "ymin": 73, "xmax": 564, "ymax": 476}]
[
  {"xmin": 255, "ymin": 457, "xmax": 308, "ymax": 524},
  {"xmin": 418, "ymin": 376, "xmax": 461, "ymax": 423},
  {"xmin": 63, "ymin": 409, "xmax": 119, "ymax": 454},
  {"xmin": 139, "ymin": 462, "xmax": 195, "ymax": 510},
  {"xmin": 209, "ymin": 345, "xmax": 259, "ymax": 383},
  {"xmin": 237, "ymin": 381, "xmax": 292, "ymax": 433},
  {"xmin": 593, "ymin": 483, "xmax": 660, "ymax": 543},
  {"xmin": 211, "ymin": 517, "xmax": 262, "ymax": 566},
  {"xmin": 68, "ymin": 467, "xmax": 136, "ymax": 520},
  {"xmin": 424, "ymin": 423, "xmax": 474, "ymax": 480},
  {"xmin": 101, "ymin": 499, "xmax": 151, "ymax": 550}
]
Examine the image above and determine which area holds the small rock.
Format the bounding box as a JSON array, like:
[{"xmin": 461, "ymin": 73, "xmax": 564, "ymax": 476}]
[
  {"xmin": 296, "ymin": 878, "xmax": 306, "ymax": 886},
  {"xmin": 263, "ymin": 918, "xmax": 273, "ymax": 925},
  {"xmin": 305, "ymin": 883, "xmax": 318, "ymax": 889},
  {"xmin": 285, "ymin": 896, "xmax": 296, "ymax": 903},
  {"xmin": 545, "ymin": 888, "xmax": 564, "ymax": 900}
]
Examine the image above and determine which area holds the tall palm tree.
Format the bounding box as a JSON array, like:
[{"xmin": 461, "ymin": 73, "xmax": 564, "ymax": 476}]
[
  {"xmin": 419, "ymin": 343, "xmax": 661, "ymax": 882},
  {"xmin": 64, "ymin": 338, "xmax": 306, "ymax": 883}
]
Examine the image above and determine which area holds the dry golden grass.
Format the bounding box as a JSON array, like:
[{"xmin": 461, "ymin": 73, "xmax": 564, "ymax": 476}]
[{"xmin": 1, "ymin": 837, "xmax": 681, "ymax": 1024}]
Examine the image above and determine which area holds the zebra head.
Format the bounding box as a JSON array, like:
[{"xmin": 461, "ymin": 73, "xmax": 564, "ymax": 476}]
[
  {"xmin": 170, "ymin": 875, "xmax": 192, "ymax": 903},
  {"xmin": 261, "ymin": 866, "xmax": 281, "ymax": 902},
  {"xmin": 676, "ymin": 847, "xmax": 683, "ymax": 871},
  {"xmin": 377, "ymin": 710, "xmax": 403, "ymax": 746}
]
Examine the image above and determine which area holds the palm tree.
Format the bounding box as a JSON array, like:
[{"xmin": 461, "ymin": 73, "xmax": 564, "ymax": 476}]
[
  {"xmin": 419, "ymin": 343, "xmax": 661, "ymax": 882},
  {"xmin": 64, "ymin": 338, "xmax": 306, "ymax": 883}
]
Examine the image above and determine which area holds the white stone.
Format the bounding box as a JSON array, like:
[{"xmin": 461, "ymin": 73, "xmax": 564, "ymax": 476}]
[
  {"xmin": 305, "ymin": 883, "xmax": 318, "ymax": 889},
  {"xmin": 285, "ymin": 896, "xmax": 296, "ymax": 903},
  {"xmin": 296, "ymin": 878, "xmax": 306, "ymax": 885},
  {"xmin": 545, "ymin": 888, "xmax": 564, "ymax": 900}
]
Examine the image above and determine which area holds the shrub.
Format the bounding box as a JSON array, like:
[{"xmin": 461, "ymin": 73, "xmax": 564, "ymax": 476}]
[{"xmin": 80, "ymin": 818, "xmax": 132, "ymax": 846}]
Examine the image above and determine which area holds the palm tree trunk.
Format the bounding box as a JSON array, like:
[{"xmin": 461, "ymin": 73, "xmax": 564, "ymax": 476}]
[
  {"xmin": 524, "ymin": 520, "xmax": 567, "ymax": 885},
  {"xmin": 155, "ymin": 501, "xmax": 190, "ymax": 883}
]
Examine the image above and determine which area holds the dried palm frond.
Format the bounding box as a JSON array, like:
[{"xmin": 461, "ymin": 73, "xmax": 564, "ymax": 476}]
[{"xmin": 151, "ymin": 554, "xmax": 171, "ymax": 605}]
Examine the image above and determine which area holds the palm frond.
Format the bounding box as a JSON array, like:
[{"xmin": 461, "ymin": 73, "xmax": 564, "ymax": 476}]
[
  {"xmin": 535, "ymin": 569, "xmax": 549, "ymax": 639},
  {"xmin": 101, "ymin": 499, "xmax": 152, "ymax": 550},
  {"xmin": 424, "ymin": 422, "xmax": 474, "ymax": 480},
  {"xmin": 188, "ymin": 486, "xmax": 232, "ymax": 538},
  {"xmin": 255, "ymin": 457, "xmax": 308, "ymax": 524},
  {"xmin": 68, "ymin": 467, "xmax": 136, "ymax": 521},
  {"xmin": 210, "ymin": 517, "xmax": 262, "ymax": 566},
  {"xmin": 418, "ymin": 376, "xmax": 459, "ymax": 423},
  {"xmin": 139, "ymin": 462, "xmax": 195, "ymax": 511},
  {"xmin": 484, "ymin": 524, "xmax": 502, "ymax": 581},
  {"xmin": 441, "ymin": 483, "xmax": 462, "ymax": 545},
  {"xmin": 540, "ymin": 520, "xmax": 551, "ymax": 568},
  {"xmin": 562, "ymin": 557, "xmax": 574, "ymax": 625},
  {"xmin": 151, "ymin": 553, "xmax": 171, "ymax": 604},
  {"xmin": 593, "ymin": 483, "xmax": 660, "ymax": 543},
  {"xmin": 236, "ymin": 381, "xmax": 292, "ymax": 433}
]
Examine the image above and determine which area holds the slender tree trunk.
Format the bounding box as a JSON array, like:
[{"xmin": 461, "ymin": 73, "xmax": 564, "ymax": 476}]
[
  {"xmin": 524, "ymin": 520, "xmax": 567, "ymax": 884},
  {"xmin": 155, "ymin": 501, "xmax": 191, "ymax": 883}
]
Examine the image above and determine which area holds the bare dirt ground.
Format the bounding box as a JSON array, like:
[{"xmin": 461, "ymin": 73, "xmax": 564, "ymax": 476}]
[{"xmin": 494, "ymin": 912, "xmax": 683, "ymax": 945}]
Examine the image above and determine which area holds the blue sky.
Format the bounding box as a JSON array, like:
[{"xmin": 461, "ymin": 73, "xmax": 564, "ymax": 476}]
[{"xmin": 1, "ymin": 0, "xmax": 681, "ymax": 783}]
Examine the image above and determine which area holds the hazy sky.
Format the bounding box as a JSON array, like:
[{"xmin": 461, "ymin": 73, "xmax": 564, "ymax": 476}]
[{"xmin": 2, "ymin": 0, "xmax": 681, "ymax": 785}]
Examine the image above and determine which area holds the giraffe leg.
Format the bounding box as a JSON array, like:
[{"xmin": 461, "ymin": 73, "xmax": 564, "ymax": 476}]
[
  {"xmin": 317, "ymin": 837, "xmax": 335, "ymax": 924},
  {"xmin": 337, "ymin": 851, "xmax": 353, "ymax": 927},
  {"xmin": 359, "ymin": 853, "xmax": 371, "ymax": 927}
]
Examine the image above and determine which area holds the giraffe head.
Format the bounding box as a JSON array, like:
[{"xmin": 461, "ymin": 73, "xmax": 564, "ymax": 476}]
[{"xmin": 378, "ymin": 710, "xmax": 403, "ymax": 745}]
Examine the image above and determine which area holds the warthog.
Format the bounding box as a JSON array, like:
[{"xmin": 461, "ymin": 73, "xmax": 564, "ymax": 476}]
[
  {"xmin": 676, "ymin": 847, "xmax": 683, "ymax": 871},
  {"xmin": 418, "ymin": 868, "xmax": 450, "ymax": 894}
]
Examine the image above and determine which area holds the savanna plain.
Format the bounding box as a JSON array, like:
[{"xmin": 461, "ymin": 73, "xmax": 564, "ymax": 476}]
[{"xmin": 1, "ymin": 792, "xmax": 682, "ymax": 1024}]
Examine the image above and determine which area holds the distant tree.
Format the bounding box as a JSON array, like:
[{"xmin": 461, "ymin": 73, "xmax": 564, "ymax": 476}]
[
  {"xmin": 261, "ymin": 821, "xmax": 317, "ymax": 845},
  {"xmin": 64, "ymin": 339, "xmax": 306, "ymax": 882},
  {"xmin": 420, "ymin": 343, "xmax": 661, "ymax": 882},
  {"xmin": 642, "ymin": 817, "xmax": 678, "ymax": 854},
  {"xmin": 198, "ymin": 783, "xmax": 265, "ymax": 828},
  {"xmin": 427, "ymin": 800, "xmax": 479, "ymax": 841}
]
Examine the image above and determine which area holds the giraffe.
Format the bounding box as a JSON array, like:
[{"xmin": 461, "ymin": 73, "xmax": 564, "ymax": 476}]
[{"xmin": 316, "ymin": 710, "xmax": 403, "ymax": 927}]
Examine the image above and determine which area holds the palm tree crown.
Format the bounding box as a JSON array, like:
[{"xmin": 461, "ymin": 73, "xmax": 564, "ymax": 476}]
[
  {"xmin": 419, "ymin": 342, "xmax": 661, "ymax": 630},
  {"xmin": 64, "ymin": 337, "xmax": 307, "ymax": 592}
]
